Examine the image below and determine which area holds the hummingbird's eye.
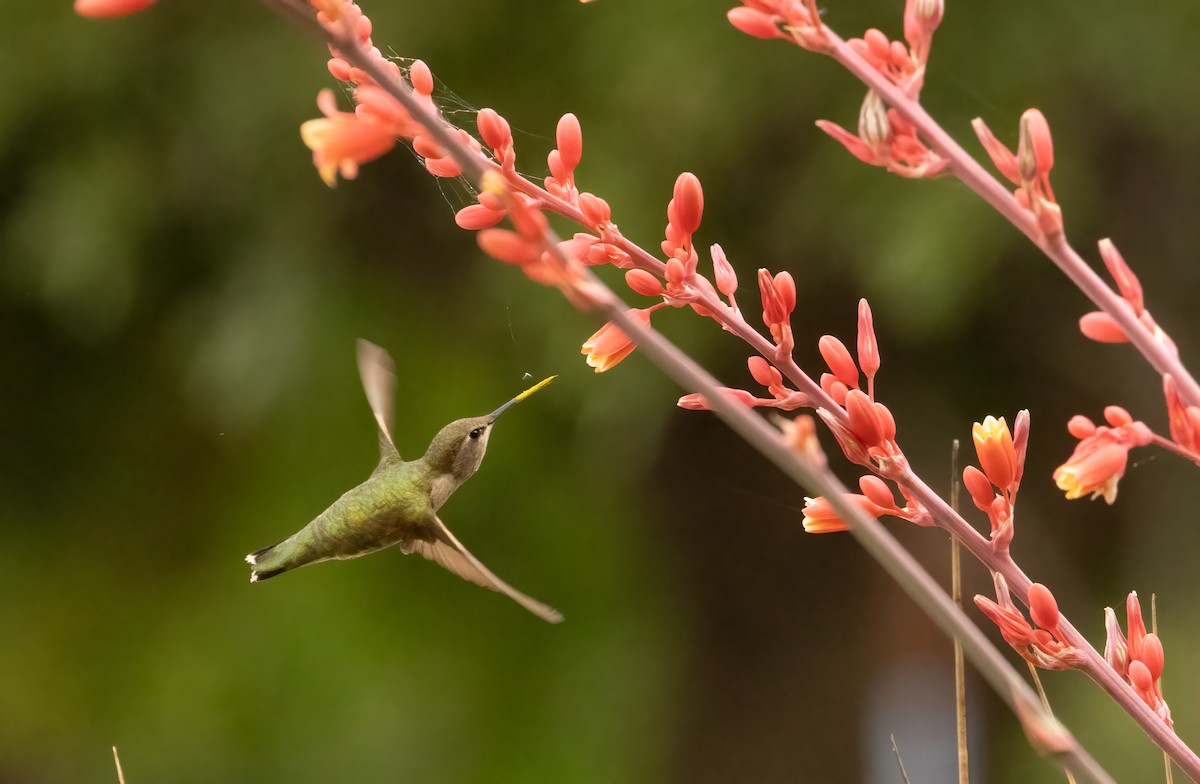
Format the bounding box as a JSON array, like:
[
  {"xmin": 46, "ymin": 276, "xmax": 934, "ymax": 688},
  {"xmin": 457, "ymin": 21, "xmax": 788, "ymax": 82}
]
[{"xmin": 469, "ymin": 427, "xmax": 483, "ymax": 440}]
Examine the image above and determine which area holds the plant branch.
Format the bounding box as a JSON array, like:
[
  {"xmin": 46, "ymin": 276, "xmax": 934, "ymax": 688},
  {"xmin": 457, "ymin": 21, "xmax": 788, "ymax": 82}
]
[{"xmin": 257, "ymin": 3, "xmax": 1123, "ymax": 779}]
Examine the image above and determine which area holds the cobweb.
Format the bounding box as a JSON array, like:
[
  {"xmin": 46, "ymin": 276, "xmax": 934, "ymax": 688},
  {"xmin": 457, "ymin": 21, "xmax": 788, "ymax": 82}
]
[{"xmin": 364, "ymin": 53, "xmax": 554, "ymax": 217}]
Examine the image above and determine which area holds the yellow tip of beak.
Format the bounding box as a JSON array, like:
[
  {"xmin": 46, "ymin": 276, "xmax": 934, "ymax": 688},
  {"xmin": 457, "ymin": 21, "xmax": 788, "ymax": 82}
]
[
  {"xmin": 489, "ymin": 375, "xmax": 556, "ymax": 420},
  {"xmin": 514, "ymin": 375, "xmax": 556, "ymax": 402}
]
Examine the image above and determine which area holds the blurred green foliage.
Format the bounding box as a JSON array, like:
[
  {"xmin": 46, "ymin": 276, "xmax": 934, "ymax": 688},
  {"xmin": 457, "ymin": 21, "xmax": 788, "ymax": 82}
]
[{"xmin": 3, "ymin": 1, "xmax": 1200, "ymax": 782}]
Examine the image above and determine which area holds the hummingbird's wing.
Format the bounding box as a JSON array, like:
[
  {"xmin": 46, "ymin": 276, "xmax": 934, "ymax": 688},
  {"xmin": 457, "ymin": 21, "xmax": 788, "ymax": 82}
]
[
  {"xmin": 356, "ymin": 339, "xmax": 399, "ymax": 458},
  {"xmin": 402, "ymin": 516, "xmax": 564, "ymax": 624}
]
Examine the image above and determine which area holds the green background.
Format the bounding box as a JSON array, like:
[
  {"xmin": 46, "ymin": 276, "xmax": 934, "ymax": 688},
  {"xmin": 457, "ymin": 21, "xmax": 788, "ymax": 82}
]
[{"xmin": 3, "ymin": 1, "xmax": 1200, "ymax": 781}]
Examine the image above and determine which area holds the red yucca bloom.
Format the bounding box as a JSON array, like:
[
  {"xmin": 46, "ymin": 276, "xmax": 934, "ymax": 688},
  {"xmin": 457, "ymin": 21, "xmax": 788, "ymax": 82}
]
[
  {"xmin": 816, "ymin": 94, "xmax": 948, "ymax": 179},
  {"xmin": 1053, "ymin": 408, "xmax": 1152, "ymax": 504},
  {"xmin": 75, "ymin": 0, "xmax": 155, "ymax": 18},
  {"xmin": 972, "ymin": 415, "xmax": 1017, "ymax": 493},
  {"xmin": 801, "ymin": 475, "xmax": 923, "ymax": 534},
  {"xmin": 581, "ymin": 308, "xmax": 656, "ymax": 373},
  {"xmin": 1105, "ymin": 592, "xmax": 1172, "ymax": 727},
  {"xmin": 973, "ymin": 108, "xmax": 1062, "ymax": 236},
  {"xmin": 975, "ymin": 576, "xmax": 1084, "ymax": 671},
  {"xmin": 300, "ymin": 90, "xmax": 398, "ymax": 187},
  {"xmin": 725, "ymin": 0, "xmax": 828, "ymax": 52},
  {"xmin": 962, "ymin": 412, "xmax": 1027, "ymax": 551}
]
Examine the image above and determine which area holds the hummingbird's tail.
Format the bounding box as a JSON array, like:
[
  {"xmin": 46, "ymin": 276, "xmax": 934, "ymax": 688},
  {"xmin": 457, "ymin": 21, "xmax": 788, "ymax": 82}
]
[{"xmin": 245, "ymin": 541, "xmax": 291, "ymax": 582}]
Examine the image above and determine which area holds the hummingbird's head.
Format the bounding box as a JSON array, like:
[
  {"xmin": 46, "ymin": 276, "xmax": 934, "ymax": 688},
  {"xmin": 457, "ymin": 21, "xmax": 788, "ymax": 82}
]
[
  {"xmin": 421, "ymin": 376, "xmax": 555, "ymax": 484},
  {"xmin": 423, "ymin": 415, "xmax": 495, "ymax": 481}
]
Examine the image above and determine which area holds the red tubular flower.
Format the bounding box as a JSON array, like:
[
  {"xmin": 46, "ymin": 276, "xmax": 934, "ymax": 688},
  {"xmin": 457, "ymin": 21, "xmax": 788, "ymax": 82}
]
[
  {"xmin": 817, "ymin": 101, "xmax": 946, "ymax": 179},
  {"xmin": 974, "ymin": 111, "xmax": 1063, "ymax": 236},
  {"xmin": 1099, "ymin": 238, "xmax": 1143, "ymax": 315},
  {"xmin": 579, "ymin": 193, "xmax": 611, "ymax": 228},
  {"xmin": 976, "ymin": 574, "xmax": 1083, "ymax": 670},
  {"xmin": 412, "ymin": 134, "xmax": 446, "ymax": 159},
  {"xmin": 1081, "ymin": 310, "xmax": 1128, "ymax": 345},
  {"xmin": 858, "ymin": 90, "xmax": 890, "ymax": 154},
  {"xmin": 858, "ymin": 475, "xmax": 895, "ymax": 508},
  {"xmin": 1128, "ymin": 660, "xmax": 1153, "ymax": 691},
  {"xmin": 1011, "ymin": 410, "xmax": 1030, "ymax": 491},
  {"xmin": 961, "ymin": 465, "xmax": 994, "ymax": 512},
  {"xmin": 1126, "ymin": 591, "xmax": 1147, "ymax": 661},
  {"xmin": 424, "ymin": 155, "xmax": 462, "ymax": 178},
  {"xmin": 1054, "ymin": 414, "xmax": 1152, "ymax": 504},
  {"xmin": 408, "ymin": 60, "xmax": 434, "ymax": 97},
  {"xmin": 820, "ymin": 374, "xmax": 849, "ymax": 406},
  {"xmin": 1107, "ymin": 592, "xmax": 1172, "ymax": 727},
  {"xmin": 773, "ymin": 271, "xmax": 796, "ymax": 317},
  {"xmin": 476, "ymin": 108, "xmax": 512, "ymax": 151},
  {"xmin": 746, "ymin": 356, "xmax": 782, "ymax": 388},
  {"xmin": 673, "ymin": 173, "xmax": 704, "ymax": 234},
  {"xmin": 477, "ymin": 229, "xmax": 539, "ymax": 266},
  {"xmin": 454, "ymin": 204, "xmax": 505, "ymax": 230},
  {"xmin": 625, "ymin": 269, "xmax": 665, "ymax": 298},
  {"xmin": 556, "ymin": 113, "xmax": 583, "ymax": 174},
  {"xmin": 845, "ymin": 389, "xmax": 884, "ymax": 447},
  {"xmin": 581, "ymin": 308, "xmax": 653, "ymax": 373},
  {"xmin": 326, "ymin": 57, "xmax": 353, "ymax": 81},
  {"xmin": 676, "ymin": 388, "xmax": 762, "ymax": 411},
  {"xmin": 1018, "ymin": 109, "xmax": 1054, "ymax": 180},
  {"xmin": 1141, "ymin": 633, "xmax": 1165, "ymax": 681},
  {"xmin": 353, "ymin": 85, "xmax": 421, "ymax": 137},
  {"xmin": 1104, "ymin": 606, "xmax": 1128, "ymax": 675},
  {"xmin": 816, "ymin": 120, "xmax": 878, "ymax": 165},
  {"xmin": 972, "ymin": 415, "xmax": 1016, "ymax": 492},
  {"xmin": 1053, "ymin": 439, "xmax": 1129, "ymax": 504},
  {"xmin": 754, "ymin": 269, "xmax": 796, "ymax": 352},
  {"xmin": 725, "ymin": 0, "xmax": 827, "ymax": 49},
  {"xmin": 781, "ymin": 414, "xmax": 826, "ymax": 467},
  {"xmin": 75, "ymin": 0, "xmax": 156, "ymax": 17},
  {"xmin": 711, "ymin": 244, "xmax": 738, "ymax": 300},
  {"xmin": 757, "ymin": 269, "xmax": 784, "ymax": 327},
  {"xmin": 1027, "ymin": 583, "xmax": 1060, "ymax": 635},
  {"xmin": 801, "ymin": 494, "xmax": 895, "ymax": 534},
  {"xmin": 846, "ymin": 28, "xmax": 926, "ymax": 97},
  {"xmin": 971, "ymin": 118, "xmax": 1020, "ymax": 183},
  {"xmin": 818, "ymin": 336, "xmax": 859, "ymax": 389},
  {"xmin": 873, "ymin": 401, "xmax": 896, "ymax": 442},
  {"xmin": 903, "ymin": 0, "xmax": 943, "ymax": 64},
  {"xmin": 726, "ymin": 6, "xmax": 784, "ymax": 39},
  {"xmin": 300, "ymin": 90, "xmax": 397, "ymax": 187},
  {"xmin": 1103, "ymin": 406, "xmax": 1132, "ymax": 428},
  {"xmin": 975, "ymin": 595, "xmax": 1037, "ymax": 648},
  {"xmin": 1163, "ymin": 375, "xmax": 1200, "ymax": 454},
  {"xmin": 1067, "ymin": 415, "xmax": 1096, "ymax": 439},
  {"xmin": 498, "ymin": 187, "xmax": 550, "ymax": 241},
  {"xmin": 856, "ymin": 299, "xmax": 880, "ymax": 382}
]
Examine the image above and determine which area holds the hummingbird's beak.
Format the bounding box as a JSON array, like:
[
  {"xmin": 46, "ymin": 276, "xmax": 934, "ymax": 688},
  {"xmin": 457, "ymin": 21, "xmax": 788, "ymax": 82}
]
[{"xmin": 488, "ymin": 375, "xmax": 556, "ymax": 421}]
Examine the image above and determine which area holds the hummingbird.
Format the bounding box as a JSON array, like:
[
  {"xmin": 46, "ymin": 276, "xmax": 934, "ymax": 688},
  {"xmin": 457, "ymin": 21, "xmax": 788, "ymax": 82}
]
[{"xmin": 245, "ymin": 339, "xmax": 563, "ymax": 623}]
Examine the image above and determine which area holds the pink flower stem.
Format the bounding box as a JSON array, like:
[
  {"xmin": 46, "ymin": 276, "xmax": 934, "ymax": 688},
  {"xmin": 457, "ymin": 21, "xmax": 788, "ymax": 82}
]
[
  {"xmin": 817, "ymin": 28, "xmax": 1200, "ymax": 410},
  {"xmin": 1151, "ymin": 432, "xmax": 1200, "ymax": 465},
  {"xmin": 260, "ymin": 1, "xmax": 1139, "ymax": 777}
]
